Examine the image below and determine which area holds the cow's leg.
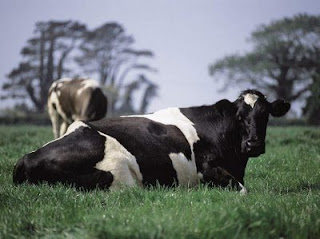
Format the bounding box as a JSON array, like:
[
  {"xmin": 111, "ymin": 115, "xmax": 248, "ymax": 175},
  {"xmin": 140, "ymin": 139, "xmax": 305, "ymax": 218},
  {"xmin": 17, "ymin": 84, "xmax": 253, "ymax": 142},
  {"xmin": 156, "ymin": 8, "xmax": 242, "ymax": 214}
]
[
  {"xmin": 238, "ymin": 182, "xmax": 247, "ymax": 195},
  {"xmin": 201, "ymin": 165, "xmax": 247, "ymax": 194},
  {"xmin": 78, "ymin": 88, "xmax": 92, "ymax": 121},
  {"xmin": 48, "ymin": 103, "xmax": 60, "ymax": 139},
  {"xmin": 59, "ymin": 121, "xmax": 69, "ymax": 137}
]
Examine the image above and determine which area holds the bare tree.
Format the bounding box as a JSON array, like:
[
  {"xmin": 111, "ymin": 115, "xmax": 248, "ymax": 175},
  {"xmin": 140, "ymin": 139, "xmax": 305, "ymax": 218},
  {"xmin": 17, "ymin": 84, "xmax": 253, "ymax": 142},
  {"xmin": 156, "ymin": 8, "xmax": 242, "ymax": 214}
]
[
  {"xmin": 117, "ymin": 74, "xmax": 158, "ymax": 114},
  {"xmin": 209, "ymin": 14, "xmax": 320, "ymax": 107},
  {"xmin": 3, "ymin": 21, "xmax": 86, "ymax": 112},
  {"xmin": 76, "ymin": 22, "xmax": 156, "ymax": 114}
]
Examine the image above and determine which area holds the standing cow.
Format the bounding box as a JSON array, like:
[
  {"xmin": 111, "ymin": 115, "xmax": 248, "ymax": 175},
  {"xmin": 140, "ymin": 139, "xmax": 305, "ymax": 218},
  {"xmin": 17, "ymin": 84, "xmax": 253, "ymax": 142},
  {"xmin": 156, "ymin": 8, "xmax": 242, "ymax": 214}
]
[
  {"xmin": 14, "ymin": 90, "xmax": 290, "ymax": 193},
  {"xmin": 48, "ymin": 78, "xmax": 108, "ymax": 138}
]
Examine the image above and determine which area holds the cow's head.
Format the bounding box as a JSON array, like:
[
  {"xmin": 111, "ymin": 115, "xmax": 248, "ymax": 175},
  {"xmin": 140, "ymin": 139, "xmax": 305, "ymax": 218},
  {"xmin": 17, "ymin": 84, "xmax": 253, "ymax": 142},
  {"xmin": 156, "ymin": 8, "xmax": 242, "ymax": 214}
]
[{"xmin": 234, "ymin": 89, "xmax": 290, "ymax": 157}]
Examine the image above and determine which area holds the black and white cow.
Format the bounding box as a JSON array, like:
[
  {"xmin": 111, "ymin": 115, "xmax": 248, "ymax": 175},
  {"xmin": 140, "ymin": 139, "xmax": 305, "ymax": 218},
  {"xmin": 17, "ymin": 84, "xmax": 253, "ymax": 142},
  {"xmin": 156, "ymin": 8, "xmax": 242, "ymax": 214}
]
[
  {"xmin": 13, "ymin": 90, "xmax": 290, "ymax": 193},
  {"xmin": 48, "ymin": 78, "xmax": 108, "ymax": 138}
]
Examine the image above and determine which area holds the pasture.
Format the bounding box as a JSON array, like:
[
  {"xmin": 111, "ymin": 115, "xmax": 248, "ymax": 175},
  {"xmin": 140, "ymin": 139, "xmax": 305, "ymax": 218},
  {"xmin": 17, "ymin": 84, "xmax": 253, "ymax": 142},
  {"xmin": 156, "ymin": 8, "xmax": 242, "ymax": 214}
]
[{"xmin": 0, "ymin": 125, "xmax": 319, "ymax": 239}]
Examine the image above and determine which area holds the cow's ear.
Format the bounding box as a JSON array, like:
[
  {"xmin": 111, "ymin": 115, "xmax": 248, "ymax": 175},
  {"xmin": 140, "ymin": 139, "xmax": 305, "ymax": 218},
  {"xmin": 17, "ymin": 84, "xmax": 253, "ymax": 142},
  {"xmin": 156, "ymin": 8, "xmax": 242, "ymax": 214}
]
[
  {"xmin": 215, "ymin": 99, "xmax": 236, "ymax": 115},
  {"xmin": 270, "ymin": 99, "xmax": 290, "ymax": 117}
]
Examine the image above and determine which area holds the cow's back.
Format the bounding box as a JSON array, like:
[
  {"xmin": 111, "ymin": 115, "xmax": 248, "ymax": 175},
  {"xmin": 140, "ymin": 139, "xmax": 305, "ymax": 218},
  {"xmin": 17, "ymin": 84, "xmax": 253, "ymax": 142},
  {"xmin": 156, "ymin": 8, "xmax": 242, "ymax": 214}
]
[{"xmin": 48, "ymin": 78, "xmax": 107, "ymax": 121}]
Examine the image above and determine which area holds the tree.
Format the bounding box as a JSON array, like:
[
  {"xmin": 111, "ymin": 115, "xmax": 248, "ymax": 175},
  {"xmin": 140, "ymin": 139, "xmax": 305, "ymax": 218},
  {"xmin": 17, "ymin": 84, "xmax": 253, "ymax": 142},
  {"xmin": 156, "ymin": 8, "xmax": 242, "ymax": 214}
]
[
  {"xmin": 209, "ymin": 14, "xmax": 320, "ymax": 114},
  {"xmin": 301, "ymin": 38, "xmax": 320, "ymax": 124},
  {"xmin": 76, "ymin": 22, "xmax": 156, "ymax": 114},
  {"xmin": 303, "ymin": 78, "xmax": 320, "ymax": 125},
  {"xmin": 3, "ymin": 20, "xmax": 157, "ymax": 115},
  {"xmin": 2, "ymin": 20, "xmax": 86, "ymax": 112},
  {"xmin": 117, "ymin": 74, "xmax": 158, "ymax": 114},
  {"xmin": 139, "ymin": 75, "xmax": 158, "ymax": 114}
]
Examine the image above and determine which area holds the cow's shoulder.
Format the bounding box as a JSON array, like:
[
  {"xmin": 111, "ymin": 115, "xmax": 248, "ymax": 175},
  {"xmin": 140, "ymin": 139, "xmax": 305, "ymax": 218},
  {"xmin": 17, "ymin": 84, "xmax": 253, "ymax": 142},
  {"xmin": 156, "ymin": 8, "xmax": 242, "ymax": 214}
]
[
  {"xmin": 132, "ymin": 107, "xmax": 193, "ymax": 124},
  {"xmin": 179, "ymin": 101, "xmax": 239, "ymax": 159},
  {"xmin": 179, "ymin": 100, "xmax": 237, "ymax": 128}
]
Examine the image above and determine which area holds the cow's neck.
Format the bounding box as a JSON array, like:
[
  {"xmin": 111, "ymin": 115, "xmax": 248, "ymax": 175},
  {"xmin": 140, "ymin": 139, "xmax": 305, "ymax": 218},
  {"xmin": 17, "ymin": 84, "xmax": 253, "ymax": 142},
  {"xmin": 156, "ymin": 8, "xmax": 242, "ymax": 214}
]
[{"xmin": 180, "ymin": 102, "xmax": 247, "ymax": 182}]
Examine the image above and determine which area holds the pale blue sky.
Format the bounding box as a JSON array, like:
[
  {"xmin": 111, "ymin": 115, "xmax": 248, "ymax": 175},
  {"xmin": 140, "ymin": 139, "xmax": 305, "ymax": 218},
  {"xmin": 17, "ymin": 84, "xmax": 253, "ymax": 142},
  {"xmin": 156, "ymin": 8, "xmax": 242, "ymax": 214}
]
[{"xmin": 1, "ymin": 0, "xmax": 319, "ymax": 114}]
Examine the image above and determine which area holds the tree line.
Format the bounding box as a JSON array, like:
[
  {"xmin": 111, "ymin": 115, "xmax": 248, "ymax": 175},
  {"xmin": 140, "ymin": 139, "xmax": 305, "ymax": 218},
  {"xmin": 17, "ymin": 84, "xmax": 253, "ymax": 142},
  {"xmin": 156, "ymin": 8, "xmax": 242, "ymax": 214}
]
[
  {"xmin": 2, "ymin": 20, "xmax": 157, "ymax": 115},
  {"xmin": 209, "ymin": 14, "xmax": 320, "ymax": 125},
  {"xmin": 2, "ymin": 14, "xmax": 320, "ymax": 124}
]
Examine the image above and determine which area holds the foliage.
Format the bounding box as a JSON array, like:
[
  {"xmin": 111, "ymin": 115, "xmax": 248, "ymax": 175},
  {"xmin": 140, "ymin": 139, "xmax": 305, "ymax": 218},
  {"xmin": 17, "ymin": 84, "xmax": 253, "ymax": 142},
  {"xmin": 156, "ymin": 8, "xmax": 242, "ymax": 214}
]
[
  {"xmin": 118, "ymin": 75, "xmax": 158, "ymax": 114},
  {"xmin": 74, "ymin": 22, "xmax": 157, "ymax": 114},
  {"xmin": 2, "ymin": 21, "xmax": 86, "ymax": 112},
  {"xmin": 0, "ymin": 110, "xmax": 50, "ymax": 125},
  {"xmin": 209, "ymin": 14, "xmax": 320, "ymax": 120},
  {"xmin": 2, "ymin": 21, "xmax": 157, "ymax": 115},
  {"xmin": 1, "ymin": 126, "xmax": 320, "ymax": 238},
  {"xmin": 303, "ymin": 74, "xmax": 320, "ymax": 124}
]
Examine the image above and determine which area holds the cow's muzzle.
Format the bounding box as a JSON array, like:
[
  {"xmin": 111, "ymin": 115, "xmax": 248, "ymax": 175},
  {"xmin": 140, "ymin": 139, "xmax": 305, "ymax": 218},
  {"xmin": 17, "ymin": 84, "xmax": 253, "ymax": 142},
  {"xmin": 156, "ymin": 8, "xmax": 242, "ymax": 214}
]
[{"xmin": 245, "ymin": 140, "xmax": 265, "ymax": 157}]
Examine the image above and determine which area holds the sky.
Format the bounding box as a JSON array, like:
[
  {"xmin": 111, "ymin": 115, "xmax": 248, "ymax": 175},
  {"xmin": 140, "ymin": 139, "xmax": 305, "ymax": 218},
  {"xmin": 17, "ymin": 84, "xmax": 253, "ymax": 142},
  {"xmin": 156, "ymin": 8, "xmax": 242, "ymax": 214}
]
[{"xmin": 1, "ymin": 0, "xmax": 319, "ymax": 114}]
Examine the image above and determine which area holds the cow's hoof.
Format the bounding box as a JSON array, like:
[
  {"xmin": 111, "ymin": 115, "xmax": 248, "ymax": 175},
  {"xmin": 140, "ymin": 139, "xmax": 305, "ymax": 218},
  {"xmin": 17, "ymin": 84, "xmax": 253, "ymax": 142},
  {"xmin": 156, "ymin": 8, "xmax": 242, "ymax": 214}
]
[{"xmin": 238, "ymin": 182, "xmax": 248, "ymax": 195}]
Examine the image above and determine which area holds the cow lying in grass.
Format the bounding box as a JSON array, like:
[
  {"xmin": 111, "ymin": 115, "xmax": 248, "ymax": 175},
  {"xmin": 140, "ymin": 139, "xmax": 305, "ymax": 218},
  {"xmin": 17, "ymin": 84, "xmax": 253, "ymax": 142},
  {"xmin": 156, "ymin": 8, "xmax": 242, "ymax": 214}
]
[
  {"xmin": 13, "ymin": 89, "xmax": 290, "ymax": 193},
  {"xmin": 48, "ymin": 78, "xmax": 108, "ymax": 139}
]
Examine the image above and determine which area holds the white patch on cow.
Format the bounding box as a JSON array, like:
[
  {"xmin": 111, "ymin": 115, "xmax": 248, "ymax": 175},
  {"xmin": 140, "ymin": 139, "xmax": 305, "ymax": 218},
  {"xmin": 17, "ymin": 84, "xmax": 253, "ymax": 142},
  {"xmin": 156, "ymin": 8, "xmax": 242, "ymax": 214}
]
[
  {"xmin": 42, "ymin": 121, "xmax": 90, "ymax": 147},
  {"xmin": 169, "ymin": 152, "xmax": 199, "ymax": 187},
  {"xmin": 243, "ymin": 93, "xmax": 259, "ymax": 108},
  {"xmin": 48, "ymin": 78, "xmax": 71, "ymax": 92},
  {"xmin": 95, "ymin": 132, "xmax": 143, "ymax": 190},
  {"xmin": 49, "ymin": 82, "xmax": 57, "ymax": 92},
  {"xmin": 48, "ymin": 91, "xmax": 69, "ymax": 122},
  {"xmin": 125, "ymin": 108, "xmax": 200, "ymax": 163},
  {"xmin": 65, "ymin": 121, "xmax": 89, "ymax": 135},
  {"xmin": 238, "ymin": 182, "xmax": 248, "ymax": 195},
  {"xmin": 76, "ymin": 78, "xmax": 99, "ymax": 96}
]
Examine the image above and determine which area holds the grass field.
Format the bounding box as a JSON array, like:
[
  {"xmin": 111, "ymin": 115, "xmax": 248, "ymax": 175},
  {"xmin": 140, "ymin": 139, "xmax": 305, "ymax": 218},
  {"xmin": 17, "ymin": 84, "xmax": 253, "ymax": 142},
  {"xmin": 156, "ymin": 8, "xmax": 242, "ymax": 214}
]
[{"xmin": 0, "ymin": 125, "xmax": 320, "ymax": 239}]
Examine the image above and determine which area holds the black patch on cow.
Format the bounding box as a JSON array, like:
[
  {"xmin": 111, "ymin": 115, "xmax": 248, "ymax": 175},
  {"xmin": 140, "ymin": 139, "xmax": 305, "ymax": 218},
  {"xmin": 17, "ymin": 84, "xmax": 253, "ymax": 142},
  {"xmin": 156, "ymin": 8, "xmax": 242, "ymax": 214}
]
[
  {"xmin": 85, "ymin": 88, "xmax": 108, "ymax": 120},
  {"xmin": 147, "ymin": 121, "xmax": 168, "ymax": 135},
  {"xmin": 13, "ymin": 126, "xmax": 113, "ymax": 190},
  {"xmin": 180, "ymin": 100, "xmax": 248, "ymax": 184},
  {"xmin": 87, "ymin": 117, "xmax": 192, "ymax": 187}
]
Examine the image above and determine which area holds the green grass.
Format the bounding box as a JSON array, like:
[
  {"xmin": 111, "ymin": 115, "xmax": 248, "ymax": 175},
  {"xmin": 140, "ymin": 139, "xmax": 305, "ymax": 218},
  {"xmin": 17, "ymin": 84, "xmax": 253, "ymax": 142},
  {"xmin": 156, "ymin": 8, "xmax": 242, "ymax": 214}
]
[{"xmin": 1, "ymin": 125, "xmax": 320, "ymax": 239}]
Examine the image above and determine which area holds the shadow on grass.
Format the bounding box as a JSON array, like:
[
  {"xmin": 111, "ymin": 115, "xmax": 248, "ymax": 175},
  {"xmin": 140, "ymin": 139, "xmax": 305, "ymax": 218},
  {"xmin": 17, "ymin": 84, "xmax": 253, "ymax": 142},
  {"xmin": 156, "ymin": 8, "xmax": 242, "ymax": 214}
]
[
  {"xmin": 274, "ymin": 183, "xmax": 320, "ymax": 194},
  {"xmin": 299, "ymin": 183, "xmax": 320, "ymax": 191}
]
